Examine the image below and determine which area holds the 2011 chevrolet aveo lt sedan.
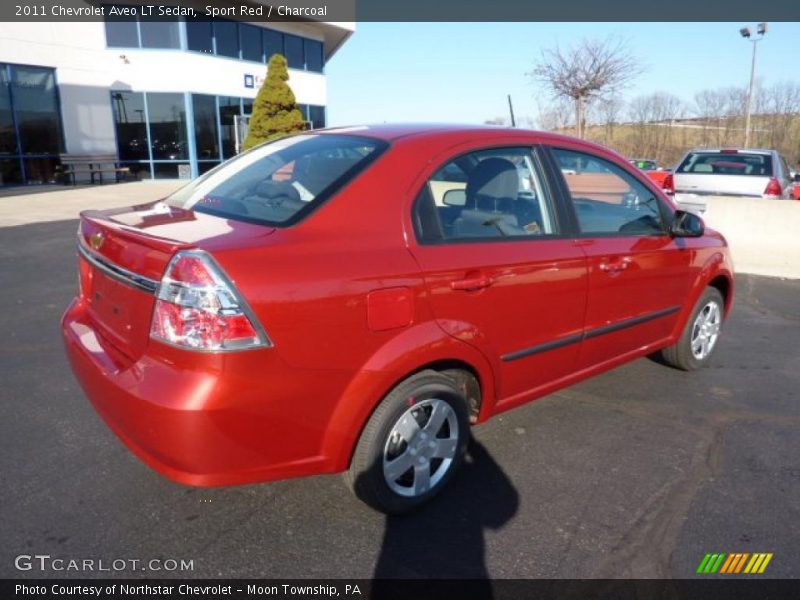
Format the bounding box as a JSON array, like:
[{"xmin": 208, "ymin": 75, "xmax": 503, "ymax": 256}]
[{"xmin": 62, "ymin": 125, "xmax": 734, "ymax": 513}]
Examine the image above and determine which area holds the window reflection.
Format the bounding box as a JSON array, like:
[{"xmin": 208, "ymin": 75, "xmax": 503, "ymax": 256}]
[
  {"xmin": 284, "ymin": 34, "xmax": 304, "ymax": 69},
  {"xmin": 13, "ymin": 66, "xmax": 63, "ymax": 154},
  {"xmin": 147, "ymin": 93, "xmax": 188, "ymax": 160},
  {"xmin": 214, "ymin": 20, "xmax": 239, "ymax": 58},
  {"xmin": 0, "ymin": 63, "xmax": 65, "ymax": 185},
  {"xmin": 0, "ymin": 67, "xmax": 17, "ymax": 154},
  {"xmin": 111, "ymin": 91, "xmax": 148, "ymax": 161},
  {"xmin": 140, "ymin": 21, "xmax": 180, "ymax": 49},
  {"xmin": 186, "ymin": 20, "xmax": 213, "ymax": 53},
  {"xmin": 218, "ymin": 96, "xmax": 240, "ymax": 159},
  {"xmin": 240, "ymin": 24, "xmax": 262, "ymax": 62},
  {"xmin": 192, "ymin": 94, "xmax": 219, "ymax": 161}
]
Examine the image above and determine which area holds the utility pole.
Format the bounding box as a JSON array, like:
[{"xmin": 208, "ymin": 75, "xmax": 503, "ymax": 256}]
[
  {"xmin": 507, "ymin": 94, "xmax": 516, "ymax": 127},
  {"xmin": 739, "ymin": 23, "xmax": 767, "ymax": 148}
]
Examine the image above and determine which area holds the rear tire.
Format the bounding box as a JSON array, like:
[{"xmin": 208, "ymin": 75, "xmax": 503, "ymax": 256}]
[
  {"xmin": 659, "ymin": 287, "xmax": 725, "ymax": 371},
  {"xmin": 345, "ymin": 370, "xmax": 470, "ymax": 514}
]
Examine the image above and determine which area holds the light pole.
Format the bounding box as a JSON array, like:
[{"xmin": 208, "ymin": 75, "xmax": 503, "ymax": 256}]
[{"xmin": 739, "ymin": 22, "xmax": 767, "ymax": 148}]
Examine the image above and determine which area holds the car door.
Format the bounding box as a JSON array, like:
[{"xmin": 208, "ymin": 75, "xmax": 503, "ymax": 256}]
[
  {"xmin": 408, "ymin": 144, "xmax": 588, "ymax": 410},
  {"xmin": 544, "ymin": 145, "xmax": 695, "ymax": 370}
]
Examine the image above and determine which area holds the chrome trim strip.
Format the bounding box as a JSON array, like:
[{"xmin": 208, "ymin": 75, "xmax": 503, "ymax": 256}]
[{"xmin": 78, "ymin": 242, "xmax": 159, "ymax": 294}]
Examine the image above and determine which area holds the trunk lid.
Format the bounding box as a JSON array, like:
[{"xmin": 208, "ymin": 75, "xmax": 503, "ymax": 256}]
[
  {"xmin": 673, "ymin": 172, "xmax": 769, "ymax": 197},
  {"xmin": 77, "ymin": 201, "xmax": 274, "ymax": 359}
]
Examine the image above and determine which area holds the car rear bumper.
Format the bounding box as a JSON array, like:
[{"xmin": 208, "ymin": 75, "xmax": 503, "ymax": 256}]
[{"xmin": 61, "ymin": 298, "xmax": 332, "ymax": 487}]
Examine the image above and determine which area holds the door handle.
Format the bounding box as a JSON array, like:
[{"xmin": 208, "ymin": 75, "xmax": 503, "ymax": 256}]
[
  {"xmin": 599, "ymin": 257, "xmax": 632, "ymax": 273},
  {"xmin": 451, "ymin": 275, "xmax": 493, "ymax": 291}
]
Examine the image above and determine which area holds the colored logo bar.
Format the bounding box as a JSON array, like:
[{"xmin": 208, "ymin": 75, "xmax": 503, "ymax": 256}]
[{"xmin": 696, "ymin": 553, "xmax": 773, "ymax": 574}]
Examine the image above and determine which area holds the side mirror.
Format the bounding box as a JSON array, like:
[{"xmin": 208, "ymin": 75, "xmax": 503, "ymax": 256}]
[
  {"xmin": 670, "ymin": 210, "xmax": 705, "ymax": 238},
  {"xmin": 442, "ymin": 189, "xmax": 466, "ymax": 207},
  {"xmin": 793, "ymin": 172, "xmax": 800, "ymax": 183}
]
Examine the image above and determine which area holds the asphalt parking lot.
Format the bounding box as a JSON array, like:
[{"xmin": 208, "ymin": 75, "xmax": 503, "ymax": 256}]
[{"xmin": 1, "ymin": 218, "xmax": 799, "ymax": 579}]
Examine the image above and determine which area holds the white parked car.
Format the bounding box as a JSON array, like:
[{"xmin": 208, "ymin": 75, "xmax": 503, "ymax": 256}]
[{"xmin": 667, "ymin": 148, "xmax": 795, "ymax": 214}]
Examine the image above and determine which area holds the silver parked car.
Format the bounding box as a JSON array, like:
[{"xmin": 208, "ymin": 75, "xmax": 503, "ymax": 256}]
[{"xmin": 670, "ymin": 148, "xmax": 794, "ymax": 214}]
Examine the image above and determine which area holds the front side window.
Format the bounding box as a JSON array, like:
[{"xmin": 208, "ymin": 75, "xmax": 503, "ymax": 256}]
[
  {"xmin": 414, "ymin": 147, "xmax": 557, "ymax": 242},
  {"xmin": 167, "ymin": 134, "xmax": 387, "ymax": 226},
  {"xmin": 552, "ymin": 148, "xmax": 665, "ymax": 236}
]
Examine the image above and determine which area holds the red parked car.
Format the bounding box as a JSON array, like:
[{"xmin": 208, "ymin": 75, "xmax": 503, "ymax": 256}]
[{"xmin": 62, "ymin": 125, "xmax": 734, "ymax": 513}]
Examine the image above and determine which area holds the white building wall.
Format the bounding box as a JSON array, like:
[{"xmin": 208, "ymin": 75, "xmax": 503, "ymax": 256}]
[{"xmin": 0, "ymin": 22, "xmax": 332, "ymax": 155}]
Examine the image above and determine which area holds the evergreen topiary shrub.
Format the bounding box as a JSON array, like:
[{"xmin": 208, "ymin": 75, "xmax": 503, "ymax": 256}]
[{"xmin": 242, "ymin": 54, "xmax": 306, "ymax": 150}]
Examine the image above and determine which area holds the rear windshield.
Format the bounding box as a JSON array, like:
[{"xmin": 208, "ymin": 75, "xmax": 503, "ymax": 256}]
[
  {"xmin": 676, "ymin": 152, "xmax": 773, "ymax": 177},
  {"xmin": 166, "ymin": 134, "xmax": 387, "ymax": 226}
]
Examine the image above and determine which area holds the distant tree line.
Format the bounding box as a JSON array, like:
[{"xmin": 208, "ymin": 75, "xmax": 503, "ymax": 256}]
[{"xmin": 526, "ymin": 36, "xmax": 800, "ymax": 166}]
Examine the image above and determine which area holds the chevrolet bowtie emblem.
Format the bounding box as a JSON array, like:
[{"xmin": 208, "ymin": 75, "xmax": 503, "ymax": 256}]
[{"xmin": 89, "ymin": 232, "xmax": 105, "ymax": 250}]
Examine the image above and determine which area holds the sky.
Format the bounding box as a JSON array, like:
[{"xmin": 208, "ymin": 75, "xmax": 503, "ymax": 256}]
[{"xmin": 325, "ymin": 22, "xmax": 800, "ymax": 127}]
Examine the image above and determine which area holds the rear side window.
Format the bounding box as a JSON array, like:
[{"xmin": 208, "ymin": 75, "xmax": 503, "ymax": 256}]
[
  {"xmin": 167, "ymin": 134, "xmax": 387, "ymax": 226},
  {"xmin": 677, "ymin": 152, "xmax": 773, "ymax": 176},
  {"xmin": 552, "ymin": 148, "xmax": 665, "ymax": 236},
  {"xmin": 414, "ymin": 147, "xmax": 557, "ymax": 243}
]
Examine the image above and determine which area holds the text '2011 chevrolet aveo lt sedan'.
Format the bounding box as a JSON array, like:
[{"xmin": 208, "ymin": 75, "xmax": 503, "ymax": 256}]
[{"xmin": 62, "ymin": 125, "xmax": 734, "ymax": 513}]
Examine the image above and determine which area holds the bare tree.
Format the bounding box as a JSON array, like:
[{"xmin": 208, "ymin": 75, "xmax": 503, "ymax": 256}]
[
  {"xmin": 535, "ymin": 97, "xmax": 574, "ymax": 132},
  {"xmin": 530, "ymin": 36, "xmax": 642, "ymax": 139},
  {"xmin": 596, "ymin": 94, "xmax": 625, "ymax": 144},
  {"xmin": 761, "ymin": 81, "xmax": 800, "ymax": 150}
]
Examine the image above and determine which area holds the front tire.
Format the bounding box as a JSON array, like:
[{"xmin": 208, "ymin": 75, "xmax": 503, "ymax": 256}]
[
  {"xmin": 659, "ymin": 287, "xmax": 725, "ymax": 371},
  {"xmin": 345, "ymin": 370, "xmax": 470, "ymax": 514}
]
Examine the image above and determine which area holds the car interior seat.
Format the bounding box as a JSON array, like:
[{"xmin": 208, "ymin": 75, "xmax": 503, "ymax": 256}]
[{"xmin": 453, "ymin": 158, "xmax": 526, "ymax": 237}]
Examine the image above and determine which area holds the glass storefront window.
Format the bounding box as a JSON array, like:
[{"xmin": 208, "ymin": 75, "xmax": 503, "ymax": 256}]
[
  {"xmin": 139, "ymin": 21, "xmax": 180, "ymax": 49},
  {"xmin": 12, "ymin": 66, "xmax": 64, "ymax": 155},
  {"xmin": 105, "ymin": 19, "xmax": 139, "ymax": 48},
  {"xmin": 192, "ymin": 94, "xmax": 219, "ymax": 161},
  {"xmin": 197, "ymin": 161, "xmax": 220, "ymax": 175},
  {"xmin": 284, "ymin": 34, "xmax": 304, "ymax": 69},
  {"xmin": 118, "ymin": 161, "xmax": 151, "ymax": 180},
  {"xmin": 147, "ymin": 93, "xmax": 188, "ymax": 160},
  {"xmin": 240, "ymin": 24, "xmax": 262, "ymax": 62},
  {"xmin": 214, "ymin": 20, "xmax": 239, "ymax": 58},
  {"xmin": 305, "ymin": 39, "xmax": 324, "ymax": 73},
  {"xmin": 218, "ymin": 96, "xmax": 240, "ymax": 159},
  {"xmin": 0, "ymin": 67, "xmax": 17, "ymax": 154},
  {"xmin": 186, "ymin": 20, "xmax": 213, "ymax": 53},
  {"xmin": 0, "ymin": 63, "xmax": 65, "ymax": 186},
  {"xmin": 107, "ymin": 91, "xmax": 326, "ymax": 182},
  {"xmin": 263, "ymin": 29, "xmax": 283, "ymax": 62},
  {"xmin": 309, "ymin": 105, "xmax": 326, "ymax": 130},
  {"xmin": 153, "ymin": 162, "xmax": 189, "ymax": 179},
  {"xmin": 111, "ymin": 91, "xmax": 148, "ymax": 161},
  {"xmin": 102, "ymin": 17, "xmax": 326, "ymax": 75},
  {"xmin": 0, "ymin": 158, "xmax": 23, "ymax": 185},
  {"xmin": 23, "ymin": 157, "xmax": 59, "ymax": 185}
]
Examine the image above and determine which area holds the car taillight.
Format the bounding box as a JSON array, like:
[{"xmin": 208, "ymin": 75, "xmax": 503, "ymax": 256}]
[
  {"xmin": 150, "ymin": 250, "xmax": 270, "ymax": 351},
  {"xmin": 763, "ymin": 178, "xmax": 782, "ymax": 199},
  {"xmin": 662, "ymin": 173, "xmax": 675, "ymax": 195}
]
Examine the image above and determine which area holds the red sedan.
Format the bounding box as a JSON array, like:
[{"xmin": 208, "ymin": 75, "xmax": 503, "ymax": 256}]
[{"xmin": 62, "ymin": 125, "xmax": 734, "ymax": 513}]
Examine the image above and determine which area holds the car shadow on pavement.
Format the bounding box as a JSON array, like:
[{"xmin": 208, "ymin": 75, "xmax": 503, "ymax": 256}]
[{"xmin": 369, "ymin": 439, "xmax": 519, "ymax": 597}]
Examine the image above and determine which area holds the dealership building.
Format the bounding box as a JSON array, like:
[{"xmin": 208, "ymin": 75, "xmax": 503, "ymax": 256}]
[{"xmin": 0, "ymin": 17, "xmax": 353, "ymax": 185}]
